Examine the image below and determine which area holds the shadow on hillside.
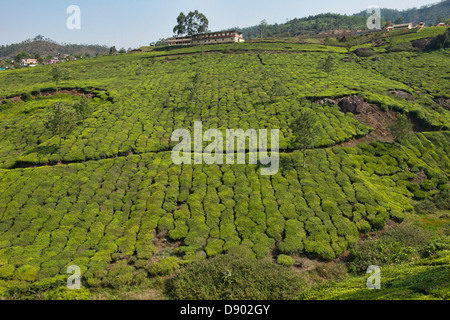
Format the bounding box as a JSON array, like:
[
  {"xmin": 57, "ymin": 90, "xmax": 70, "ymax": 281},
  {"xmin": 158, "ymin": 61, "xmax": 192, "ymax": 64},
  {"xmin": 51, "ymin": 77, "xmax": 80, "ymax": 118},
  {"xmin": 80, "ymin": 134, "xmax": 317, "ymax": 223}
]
[{"xmin": 23, "ymin": 145, "xmax": 58, "ymax": 156}]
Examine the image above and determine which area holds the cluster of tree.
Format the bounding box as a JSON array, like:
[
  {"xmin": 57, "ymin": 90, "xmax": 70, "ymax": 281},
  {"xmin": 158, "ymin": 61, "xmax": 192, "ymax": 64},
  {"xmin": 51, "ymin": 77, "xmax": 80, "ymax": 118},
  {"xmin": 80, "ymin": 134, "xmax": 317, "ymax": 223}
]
[
  {"xmin": 108, "ymin": 46, "xmax": 137, "ymax": 55},
  {"xmin": 173, "ymin": 11, "xmax": 209, "ymax": 37},
  {"xmin": 239, "ymin": 14, "xmax": 367, "ymax": 39},
  {"xmin": 150, "ymin": 39, "xmax": 168, "ymax": 47},
  {"xmin": 236, "ymin": 1, "xmax": 448, "ymax": 39}
]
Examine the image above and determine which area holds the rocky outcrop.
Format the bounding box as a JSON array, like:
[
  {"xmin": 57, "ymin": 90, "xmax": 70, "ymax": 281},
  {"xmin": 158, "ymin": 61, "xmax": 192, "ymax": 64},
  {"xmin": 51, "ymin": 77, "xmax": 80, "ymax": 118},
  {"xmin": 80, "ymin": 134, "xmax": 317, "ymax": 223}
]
[
  {"xmin": 389, "ymin": 90, "xmax": 414, "ymax": 101},
  {"xmin": 316, "ymin": 98, "xmax": 337, "ymax": 105},
  {"xmin": 337, "ymin": 95, "xmax": 367, "ymax": 114}
]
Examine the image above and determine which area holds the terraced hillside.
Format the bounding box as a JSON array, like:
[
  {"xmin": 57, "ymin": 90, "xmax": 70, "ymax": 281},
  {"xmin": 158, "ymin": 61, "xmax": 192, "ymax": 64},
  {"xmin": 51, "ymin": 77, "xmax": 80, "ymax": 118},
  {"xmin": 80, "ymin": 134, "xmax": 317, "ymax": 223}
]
[{"xmin": 0, "ymin": 31, "xmax": 449, "ymax": 298}]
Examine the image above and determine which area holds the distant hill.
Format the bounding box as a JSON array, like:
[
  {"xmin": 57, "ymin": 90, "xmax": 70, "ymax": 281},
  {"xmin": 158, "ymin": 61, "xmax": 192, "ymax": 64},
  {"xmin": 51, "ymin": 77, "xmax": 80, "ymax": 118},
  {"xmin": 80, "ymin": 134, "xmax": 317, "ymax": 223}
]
[
  {"xmin": 236, "ymin": 1, "xmax": 449, "ymax": 39},
  {"xmin": 353, "ymin": 0, "xmax": 450, "ymax": 26},
  {"xmin": 238, "ymin": 14, "xmax": 367, "ymax": 39},
  {"xmin": 0, "ymin": 36, "xmax": 109, "ymax": 60}
]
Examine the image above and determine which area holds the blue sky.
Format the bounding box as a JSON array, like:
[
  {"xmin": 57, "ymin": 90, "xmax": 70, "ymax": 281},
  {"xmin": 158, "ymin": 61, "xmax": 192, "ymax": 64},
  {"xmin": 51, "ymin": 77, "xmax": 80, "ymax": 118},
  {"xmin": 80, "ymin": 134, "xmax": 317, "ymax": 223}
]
[{"xmin": 0, "ymin": 0, "xmax": 439, "ymax": 49}]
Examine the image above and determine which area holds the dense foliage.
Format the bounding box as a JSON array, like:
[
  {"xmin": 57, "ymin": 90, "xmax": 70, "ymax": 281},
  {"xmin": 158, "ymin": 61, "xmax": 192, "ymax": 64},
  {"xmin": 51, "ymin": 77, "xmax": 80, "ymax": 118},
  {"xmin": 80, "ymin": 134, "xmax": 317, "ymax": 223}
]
[{"xmin": 166, "ymin": 253, "xmax": 306, "ymax": 299}]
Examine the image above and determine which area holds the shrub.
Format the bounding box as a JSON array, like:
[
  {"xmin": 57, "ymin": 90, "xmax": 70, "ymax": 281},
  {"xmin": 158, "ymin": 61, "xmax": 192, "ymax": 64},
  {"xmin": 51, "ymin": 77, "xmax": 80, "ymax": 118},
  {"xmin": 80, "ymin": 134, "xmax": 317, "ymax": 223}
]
[
  {"xmin": 314, "ymin": 262, "xmax": 348, "ymax": 281},
  {"xmin": 434, "ymin": 189, "xmax": 449, "ymax": 210},
  {"xmin": 22, "ymin": 92, "xmax": 33, "ymax": 102},
  {"xmin": 414, "ymin": 200, "xmax": 437, "ymax": 214},
  {"xmin": 165, "ymin": 254, "xmax": 305, "ymax": 299},
  {"xmin": 348, "ymin": 238, "xmax": 416, "ymax": 273},
  {"xmin": 422, "ymin": 236, "xmax": 450, "ymax": 258},
  {"xmin": 147, "ymin": 257, "xmax": 180, "ymax": 277},
  {"xmin": 382, "ymin": 224, "xmax": 432, "ymax": 249},
  {"xmin": 277, "ymin": 254, "xmax": 295, "ymax": 267}
]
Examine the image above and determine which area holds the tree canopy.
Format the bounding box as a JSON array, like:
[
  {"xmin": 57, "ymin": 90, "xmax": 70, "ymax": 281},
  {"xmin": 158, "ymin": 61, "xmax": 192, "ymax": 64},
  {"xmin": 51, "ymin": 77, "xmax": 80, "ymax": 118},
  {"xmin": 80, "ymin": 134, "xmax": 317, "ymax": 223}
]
[{"xmin": 173, "ymin": 11, "xmax": 209, "ymax": 37}]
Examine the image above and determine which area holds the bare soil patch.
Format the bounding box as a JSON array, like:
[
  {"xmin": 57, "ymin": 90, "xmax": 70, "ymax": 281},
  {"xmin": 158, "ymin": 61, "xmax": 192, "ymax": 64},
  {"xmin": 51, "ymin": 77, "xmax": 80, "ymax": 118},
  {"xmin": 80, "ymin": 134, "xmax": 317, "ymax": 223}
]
[
  {"xmin": 317, "ymin": 96, "xmax": 397, "ymax": 147},
  {"xmin": 337, "ymin": 104, "xmax": 396, "ymax": 147}
]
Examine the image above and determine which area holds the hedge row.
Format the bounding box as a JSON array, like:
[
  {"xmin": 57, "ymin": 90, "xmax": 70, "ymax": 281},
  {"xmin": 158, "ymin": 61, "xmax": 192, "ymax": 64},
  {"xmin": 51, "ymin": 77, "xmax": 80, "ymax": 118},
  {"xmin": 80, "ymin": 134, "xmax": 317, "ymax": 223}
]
[
  {"xmin": 0, "ymin": 131, "xmax": 448, "ymax": 291},
  {"xmin": 2, "ymin": 51, "xmax": 448, "ymax": 167}
]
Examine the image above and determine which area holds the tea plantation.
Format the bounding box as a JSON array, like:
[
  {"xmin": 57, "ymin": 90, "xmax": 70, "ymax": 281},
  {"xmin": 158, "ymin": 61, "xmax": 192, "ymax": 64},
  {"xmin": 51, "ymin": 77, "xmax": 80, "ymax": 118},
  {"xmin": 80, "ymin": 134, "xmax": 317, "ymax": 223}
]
[{"xmin": 0, "ymin": 31, "xmax": 449, "ymax": 299}]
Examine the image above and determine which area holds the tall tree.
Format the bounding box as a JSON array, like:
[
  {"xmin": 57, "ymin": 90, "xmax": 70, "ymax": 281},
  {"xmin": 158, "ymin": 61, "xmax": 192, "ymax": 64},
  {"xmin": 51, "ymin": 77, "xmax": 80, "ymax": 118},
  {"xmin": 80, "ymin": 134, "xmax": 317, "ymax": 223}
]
[
  {"xmin": 109, "ymin": 46, "xmax": 117, "ymax": 55},
  {"xmin": 173, "ymin": 11, "xmax": 208, "ymax": 37},
  {"xmin": 173, "ymin": 12, "xmax": 187, "ymax": 36},
  {"xmin": 258, "ymin": 19, "xmax": 268, "ymax": 38},
  {"xmin": 45, "ymin": 102, "xmax": 77, "ymax": 161},
  {"xmin": 318, "ymin": 55, "xmax": 337, "ymax": 74},
  {"xmin": 186, "ymin": 10, "xmax": 209, "ymax": 37},
  {"xmin": 388, "ymin": 114, "xmax": 412, "ymax": 145},
  {"xmin": 289, "ymin": 108, "xmax": 319, "ymax": 168},
  {"xmin": 73, "ymin": 95, "xmax": 93, "ymax": 125},
  {"xmin": 394, "ymin": 17, "xmax": 404, "ymax": 24},
  {"xmin": 49, "ymin": 65, "xmax": 71, "ymax": 93}
]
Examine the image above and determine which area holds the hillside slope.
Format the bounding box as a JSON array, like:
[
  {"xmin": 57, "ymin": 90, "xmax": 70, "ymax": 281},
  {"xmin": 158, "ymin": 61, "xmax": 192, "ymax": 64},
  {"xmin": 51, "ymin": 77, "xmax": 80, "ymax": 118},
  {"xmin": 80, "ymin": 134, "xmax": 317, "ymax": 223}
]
[
  {"xmin": 238, "ymin": 1, "xmax": 449, "ymax": 39},
  {"xmin": 0, "ymin": 33, "xmax": 448, "ymax": 299}
]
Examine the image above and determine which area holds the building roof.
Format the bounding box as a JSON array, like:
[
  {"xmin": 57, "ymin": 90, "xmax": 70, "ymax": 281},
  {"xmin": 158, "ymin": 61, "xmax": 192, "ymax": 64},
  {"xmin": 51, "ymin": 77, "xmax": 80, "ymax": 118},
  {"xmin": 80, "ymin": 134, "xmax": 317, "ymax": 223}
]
[{"xmin": 393, "ymin": 23, "xmax": 412, "ymax": 28}]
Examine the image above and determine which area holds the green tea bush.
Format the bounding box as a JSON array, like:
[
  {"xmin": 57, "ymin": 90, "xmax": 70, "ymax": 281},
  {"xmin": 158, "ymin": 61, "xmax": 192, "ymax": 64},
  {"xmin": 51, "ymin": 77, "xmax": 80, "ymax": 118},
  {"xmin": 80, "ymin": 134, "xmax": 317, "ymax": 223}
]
[
  {"xmin": 277, "ymin": 254, "xmax": 295, "ymax": 267},
  {"xmin": 45, "ymin": 287, "xmax": 91, "ymax": 300},
  {"xmin": 0, "ymin": 264, "xmax": 15, "ymax": 279},
  {"xmin": 14, "ymin": 265, "xmax": 40, "ymax": 282},
  {"xmin": 147, "ymin": 257, "xmax": 180, "ymax": 276},
  {"xmin": 421, "ymin": 180, "xmax": 436, "ymax": 191}
]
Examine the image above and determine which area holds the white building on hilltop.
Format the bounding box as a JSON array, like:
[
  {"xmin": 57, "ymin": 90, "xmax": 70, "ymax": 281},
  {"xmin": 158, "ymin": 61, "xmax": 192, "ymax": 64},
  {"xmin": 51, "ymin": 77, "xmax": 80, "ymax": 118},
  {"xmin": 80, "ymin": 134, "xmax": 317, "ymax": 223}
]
[{"xmin": 168, "ymin": 30, "xmax": 245, "ymax": 46}]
